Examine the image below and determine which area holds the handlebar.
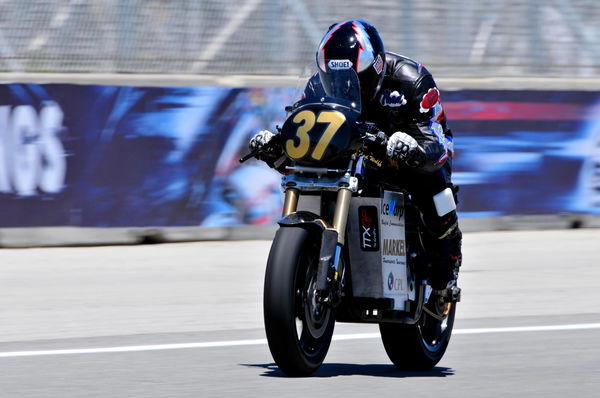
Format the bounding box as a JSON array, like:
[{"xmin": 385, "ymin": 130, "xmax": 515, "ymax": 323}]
[
  {"xmin": 239, "ymin": 135, "xmax": 282, "ymax": 164},
  {"xmin": 239, "ymin": 123, "xmax": 388, "ymax": 164},
  {"xmin": 362, "ymin": 131, "xmax": 388, "ymax": 147},
  {"xmin": 239, "ymin": 149, "xmax": 259, "ymax": 163},
  {"xmin": 359, "ymin": 121, "xmax": 388, "ymax": 151}
]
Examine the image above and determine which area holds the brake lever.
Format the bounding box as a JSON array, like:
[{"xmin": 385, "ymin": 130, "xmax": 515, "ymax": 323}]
[
  {"xmin": 357, "ymin": 122, "xmax": 388, "ymax": 146},
  {"xmin": 362, "ymin": 131, "xmax": 388, "ymax": 147}
]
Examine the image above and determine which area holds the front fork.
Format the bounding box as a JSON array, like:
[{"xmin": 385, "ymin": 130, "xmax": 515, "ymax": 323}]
[
  {"xmin": 282, "ymin": 188, "xmax": 299, "ymax": 217},
  {"xmin": 282, "ymin": 186, "xmax": 352, "ymax": 306}
]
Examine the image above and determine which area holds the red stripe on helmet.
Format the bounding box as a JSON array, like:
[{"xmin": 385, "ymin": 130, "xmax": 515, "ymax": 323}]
[
  {"xmin": 351, "ymin": 21, "xmax": 365, "ymax": 73},
  {"xmin": 322, "ymin": 22, "xmax": 346, "ymax": 47},
  {"xmin": 320, "ymin": 21, "xmax": 348, "ymax": 69}
]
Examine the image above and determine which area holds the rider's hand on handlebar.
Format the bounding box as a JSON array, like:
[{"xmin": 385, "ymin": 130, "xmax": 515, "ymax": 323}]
[
  {"xmin": 387, "ymin": 131, "xmax": 426, "ymax": 167},
  {"xmin": 243, "ymin": 129, "xmax": 284, "ymax": 165},
  {"xmin": 363, "ymin": 130, "xmax": 388, "ymax": 147},
  {"xmin": 358, "ymin": 122, "xmax": 388, "ymax": 153},
  {"xmin": 249, "ymin": 130, "xmax": 276, "ymax": 152}
]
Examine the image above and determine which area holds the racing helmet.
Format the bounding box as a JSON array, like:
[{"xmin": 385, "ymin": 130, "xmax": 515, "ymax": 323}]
[{"xmin": 316, "ymin": 20, "xmax": 386, "ymax": 105}]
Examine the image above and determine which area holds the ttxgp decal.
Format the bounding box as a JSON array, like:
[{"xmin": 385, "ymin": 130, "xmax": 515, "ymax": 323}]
[{"xmin": 358, "ymin": 206, "xmax": 379, "ymax": 251}]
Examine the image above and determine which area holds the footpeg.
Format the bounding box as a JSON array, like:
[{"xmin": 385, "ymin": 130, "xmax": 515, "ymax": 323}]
[{"xmin": 433, "ymin": 283, "xmax": 461, "ymax": 302}]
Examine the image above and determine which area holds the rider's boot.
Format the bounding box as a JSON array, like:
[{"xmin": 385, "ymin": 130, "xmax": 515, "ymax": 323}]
[{"xmin": 423, "ymin": 210, "xmax": 462, "ymax": 302}]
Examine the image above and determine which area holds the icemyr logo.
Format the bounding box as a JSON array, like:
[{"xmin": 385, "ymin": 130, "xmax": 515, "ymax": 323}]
[{"xmin": 381, "ymin": 199, "xmax": 402, "ymax": 218}]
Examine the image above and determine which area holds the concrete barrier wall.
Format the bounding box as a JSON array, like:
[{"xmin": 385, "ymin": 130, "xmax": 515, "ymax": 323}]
[{"xmin": 2, "ymin": 215, "xmax": 600, "ymax": 248}]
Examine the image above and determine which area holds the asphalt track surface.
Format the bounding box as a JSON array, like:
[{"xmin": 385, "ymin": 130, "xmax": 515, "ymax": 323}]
[{"xmin": 2, "ymin": 229, "xmax": 600, "ymax": 397}]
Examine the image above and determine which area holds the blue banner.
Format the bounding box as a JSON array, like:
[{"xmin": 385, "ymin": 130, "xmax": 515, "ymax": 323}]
[
  {"xmin": 444, "ymin": 90, "xmax": 600, "ymax": 217},
  {"xmin": 1, "ymin": 83, "xmax": 599, "ymax": 228}
]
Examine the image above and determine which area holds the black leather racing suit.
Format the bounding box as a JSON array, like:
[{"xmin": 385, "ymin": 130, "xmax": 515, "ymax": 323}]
[{"xmin": 305, "ymin": 52, "xmax": 462, "ymax": 289}]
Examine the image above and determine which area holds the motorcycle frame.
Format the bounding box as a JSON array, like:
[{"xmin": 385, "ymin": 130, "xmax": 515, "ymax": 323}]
[{"xmin": 277, "ymin": 162, "xmax": 428, "ymax": 325}]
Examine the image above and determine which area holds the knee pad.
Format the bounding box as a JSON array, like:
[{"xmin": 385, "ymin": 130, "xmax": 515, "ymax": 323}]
[{"xmin": 423, "ymin": 209, "xmax": 459, "ymax": 240}]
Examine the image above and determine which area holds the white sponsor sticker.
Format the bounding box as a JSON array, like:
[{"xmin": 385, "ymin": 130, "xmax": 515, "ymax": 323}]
[
  {"xmin": 380, "ymin": 191, "xmax": 411, "ymax": 310},
  {"xmin": 328, "ymin": 59, "xmax": 353, "ymax": 70}
]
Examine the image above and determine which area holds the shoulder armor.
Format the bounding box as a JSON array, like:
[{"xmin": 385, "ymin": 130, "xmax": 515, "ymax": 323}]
[{"xmin": 385, "ymin": 52, "xmax": 431, "ymax": 82}]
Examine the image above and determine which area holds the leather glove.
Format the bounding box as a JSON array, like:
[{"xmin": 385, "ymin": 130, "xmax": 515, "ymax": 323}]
[
  {"xmin": 248, "ymin": 130, "xmax": 285, "ymax": 169},
  {"xmin": 386, "ymin": 131, "xmax": 426, "ymax": 167},
  {"xmin": 249, "ymin": 130, "xmax": 276, "ymax": 152}
]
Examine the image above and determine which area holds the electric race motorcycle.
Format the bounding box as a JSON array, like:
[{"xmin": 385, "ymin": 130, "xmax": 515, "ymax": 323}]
[{"xmin": 241, "ymin": 69, "xmax": 459, "ymax": 376}]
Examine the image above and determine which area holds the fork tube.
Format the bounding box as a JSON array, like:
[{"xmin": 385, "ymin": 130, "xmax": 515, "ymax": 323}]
[
  {"xmin": 282, "ymin": 188, "xmax": 299, "ymax": 216},
  {"xmin": 332, "ymin": 188, "xmax": 352, "ymax": 244}
]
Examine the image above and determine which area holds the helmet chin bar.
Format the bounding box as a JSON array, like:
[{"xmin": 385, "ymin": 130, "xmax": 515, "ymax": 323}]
[{"xmin": 359, "ymin": 59, "xmax": 386, "ymax": 103}]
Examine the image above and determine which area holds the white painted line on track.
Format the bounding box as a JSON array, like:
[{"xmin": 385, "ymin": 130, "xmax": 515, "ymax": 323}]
[
  {"xmin": 1, "ymin": 323, "xmax": 599, "ymax": 358},
  {"xmin": 453, "ymin": 323, "xmax": 600, "ymax": 335}
]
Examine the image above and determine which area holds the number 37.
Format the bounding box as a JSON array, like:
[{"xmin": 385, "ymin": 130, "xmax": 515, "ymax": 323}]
[{"xmin": 285, "ymin": 110, "xmax": 345, "ymax": 161}]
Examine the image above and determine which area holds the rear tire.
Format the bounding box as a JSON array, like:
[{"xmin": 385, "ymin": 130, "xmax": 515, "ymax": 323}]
[
  {"xmin": 379, "ymin": 296, "xmax": 456, "ymax": 370},
  {"xmin": 263, "ymin": 227, "xmax": 335, "ymax": 376}
]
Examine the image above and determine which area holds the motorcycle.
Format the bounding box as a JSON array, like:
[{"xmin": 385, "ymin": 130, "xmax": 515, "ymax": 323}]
[{"xmin": 240, "ymin": 69, "xmax": 459, "ymax": 376}]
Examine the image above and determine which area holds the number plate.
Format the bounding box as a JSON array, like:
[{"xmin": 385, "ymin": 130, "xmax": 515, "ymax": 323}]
[{"xmin": 279, "ymin": 102, "xmax": 358, "ymax": 165}]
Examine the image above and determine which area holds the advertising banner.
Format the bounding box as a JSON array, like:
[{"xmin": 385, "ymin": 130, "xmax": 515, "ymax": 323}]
[
  {"xmin": 1, "ymin": 83, "xmax": 599, "ymax": 228},
  {"xmin": 445, "ymin": 90, "xmax": 600, "ymax": 217},
  {"xmin": 0, "ymin": 84, "xmax": 288, "ymax": 227}
]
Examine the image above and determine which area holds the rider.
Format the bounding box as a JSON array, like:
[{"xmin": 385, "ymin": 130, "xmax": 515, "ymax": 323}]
[{"xmin": 249, "ymin": 20, "xmax": 461, "ymax": 299}]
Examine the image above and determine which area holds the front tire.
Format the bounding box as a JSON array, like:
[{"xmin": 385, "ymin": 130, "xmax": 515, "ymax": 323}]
[
  {"xmin": 379, "ymin": 295, "xmax": 456, "ymax": 370},
  {"xmin": 263, "ymin": 227, "xmax": 335, "ymax": 376}
]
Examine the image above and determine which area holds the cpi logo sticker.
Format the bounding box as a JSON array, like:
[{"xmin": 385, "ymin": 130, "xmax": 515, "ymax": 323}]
[
  {"xmin": 387, "ymin": 271, "xmax": 403, "ymax": 291},
  {"xmin": 328, "ymin": 59, "xmax": 353, "ymax": 70},
  {"xmin": 387, "ymin": 272, "xmax": 394, "ymax": 291}
]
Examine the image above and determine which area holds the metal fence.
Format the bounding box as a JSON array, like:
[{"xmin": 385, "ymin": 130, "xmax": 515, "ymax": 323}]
[{"xmin": 0, "ymin": 0, "xmax": 598, "ymax": 77}]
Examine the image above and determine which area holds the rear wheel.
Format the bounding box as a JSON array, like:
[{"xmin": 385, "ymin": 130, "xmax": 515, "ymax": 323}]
[
  {"xmin": 379, "ymin": 294, "xmax": 456, "ymax": 370},
  {"xmin": 263, "ymin": 227, "xmax": 335, "ymax": 376}
]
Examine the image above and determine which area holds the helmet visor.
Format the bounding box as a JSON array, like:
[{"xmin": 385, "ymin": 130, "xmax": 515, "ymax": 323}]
[{"xmin": 319, "ymin": 68, "xmax": 361, "ymax": 113}]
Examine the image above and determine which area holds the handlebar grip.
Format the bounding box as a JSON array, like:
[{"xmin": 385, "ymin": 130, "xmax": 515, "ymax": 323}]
[
  {"xmin": 240, "ymin": 135, "xmax": 283, "ymax": 163},
  {"xmin": 363, "ymin": 131, "xmax": 388, "ymax": 146},
  {"xmin": 239, "ymin": 149, "xmax": 259, "ymax": 163},
  {"xmin": 357, "ymin": 122, "xmax": 388, "ymax": 146}
]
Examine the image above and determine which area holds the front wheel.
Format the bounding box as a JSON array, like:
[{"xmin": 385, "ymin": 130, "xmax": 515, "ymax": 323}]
[
  {"xmin": 263, "ymin": 227, "xmax": 335, "ymax": 376},
  {"xmin": 379, "ymin": 294, "xmax": 456, "ymax": 370}
]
